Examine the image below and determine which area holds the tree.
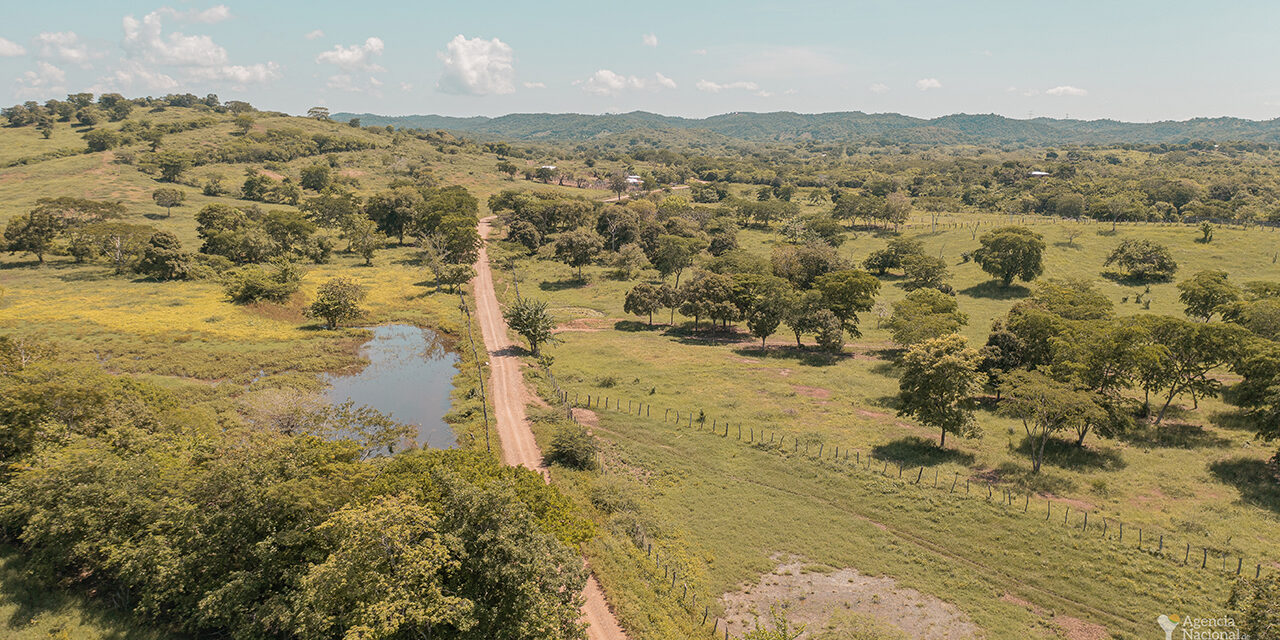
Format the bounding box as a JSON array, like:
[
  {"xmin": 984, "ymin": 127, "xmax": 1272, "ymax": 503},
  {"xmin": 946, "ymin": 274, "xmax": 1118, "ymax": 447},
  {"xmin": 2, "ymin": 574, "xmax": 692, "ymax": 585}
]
[
  {"xmin": 1104, "ymin": 238, "xmax": 1178, "ymax": 281},
  {"xmin": 783, "ymin": 289, "xmax": 828, "ymax": 348},
  {"xmin": 151, "ymin": 187, "xmax": 186, "ymax": 217},
  {"xmin": 999, "ymin": 370, "xmax": 1106, "ymax": 473},
  {"xmin": 1142, "ymin": 316, "xmax": 1249, "ymax": 423},
  {"xmin": 225, "ymin": 260, "xmax": 304, "ymax": 304},
  {"xmin": 901, "ymin": 254, "xmax": 952, "ymax": 292},
  {"xmin": 1051, "ymin": 320, "xmax": 1156, "ymax": 443},
  {"xmin": 813, "ymin": 269, "xmax": 879, "ymax": 336},
  {"xmin": 897, "ymin": 333, "xmax": 985, "ymax": 447},
  {"xmin": 624, "ymin": 283, "xmax": 665, "ymax": 325},
  {"xmin": 295, "ymin": 495, "xmax": 472, "ymax": 638},
  {"xmin": 3, "ymin": 211, "xmax": 61, "ymax": 263},
  {"xmin": 300, "ymin": 164, "xmax": 332, "ymax": 191},
  {"xmin": 135, "ymin": 231, "xmax": 193, "ymax": 280},
  {"xmin": 233, "ymin": 113, "xmax": 255, "ymax": 134},
  {"xmin": 862, "ymin": 237, "xmax": 924, "ymax": 275},
  {"xmin": 307, "ymin": 106, "xmax": 331, "ymax": 120},
  {"xmin": 308, "ymin": 277, "xmax": 367, "ymax": 329},
  {"xmin": 342, "ymin": 215, "xmax": 384, "ymax": 266},
  {"xmin": 652, "ymin": 235, "xmax": 702, "ymax": 287},
  {"xmin": 496, "ymin": 160, "xmax": 518, "ymax": 180},
  {"xmin": 88, "ymin": 222, "xmax": 153, "ymax": 274},
  {"xmin": 504, "ymin": 297, "xmax": 556, "ymax": 355},
  {"xmin": 886, "ymin": 288, "xmax": 968, "ymax": 347},
  {"xmin": 83, "ymin": 128, "xmax": 120, "ymax": 151},
  {"xmin": 610, "ymin": 242, "xmax": 650, "ymax": 280},
  {"xmin": 545, "ymin": 423, "xmax": 598, "ymax": 470},
  {"xmin": 972, "ymin": 226, "xmax": 1045, "ymax": 286},
  {"xmin": 881, "ymin": 191, "xmax": 912, "ymax": 229},
  {"xmin": 156, "ymin": 152, "xmax": 191, "ymax": 183},
  {"xmin": 1178, "ymin": 270, "xmax": 1241, "ymax": 321},
  {"xmin": 679, "ymin": 272, "xmax": 736, "ymax": 331},
  {"xmin": 812, "ymin": 309, "xmax": 845, "ymax": 352},
  {"xmin": 608, "ymin": 174, "xmax": 628, "ymax": 200},
  {"xmin": 553, "ymin": 227, "xmax": 604, "ymax": 279},
  {"xmin": 771, "ymin": 241, "xmax": 848, "ymax": 289}
]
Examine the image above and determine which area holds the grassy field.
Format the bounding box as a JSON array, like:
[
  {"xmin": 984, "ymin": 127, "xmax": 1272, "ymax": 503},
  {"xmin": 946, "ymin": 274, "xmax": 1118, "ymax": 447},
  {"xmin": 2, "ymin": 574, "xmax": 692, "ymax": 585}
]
[
  {"xmin": 488, "ymin": 210, "xmax": 1280, "ymax": 638},
  {"xmin": 3, "ymin": 108, "xmax": 1279, "ymax": 638}
]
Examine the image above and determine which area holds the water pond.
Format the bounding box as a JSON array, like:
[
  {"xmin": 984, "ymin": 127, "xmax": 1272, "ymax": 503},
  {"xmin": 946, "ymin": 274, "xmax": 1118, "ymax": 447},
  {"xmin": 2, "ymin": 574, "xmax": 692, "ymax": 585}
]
[{"xmin": 324, "ymin": 324, "xmax": 460, "ymax": 449}]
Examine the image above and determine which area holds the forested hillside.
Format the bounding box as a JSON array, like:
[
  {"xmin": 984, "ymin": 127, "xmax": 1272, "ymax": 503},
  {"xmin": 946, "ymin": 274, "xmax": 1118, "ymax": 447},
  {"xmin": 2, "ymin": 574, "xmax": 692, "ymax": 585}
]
[{"xmin": 336, "ymin": 109, "xmax": 1280, "ymax": 146}]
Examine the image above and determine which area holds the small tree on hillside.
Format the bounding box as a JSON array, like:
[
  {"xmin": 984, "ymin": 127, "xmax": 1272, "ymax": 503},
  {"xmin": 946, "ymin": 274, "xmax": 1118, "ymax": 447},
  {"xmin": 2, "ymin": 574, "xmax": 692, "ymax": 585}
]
[
  {"xmin": 504, "ymin": 297, "xmax": 556, "ymax": 355},
  {"xmin": 972, "ymin": 226, "xmax": 1045, "ymax": 287},
  {"xmin": 151, "ymin": 187, "xmax": 186, "ymax": 217},
  {"xmin": 897, "ymin": 333, "xmax": 985, "ymax": 448},
  {"xmin": 308, "ymin": 277, "xmax": 367, "ymax": 329},
  {"xmin": 1177, "ymin": 270, "xmax": 1241, "ymax": 321},
  {"xmin": 156, "ymin": 152, "xmax": 191, "ymax": 183},
  {"xmin": 624, "ymin": 283, "xmax": 665, "ymax": 325},
  {"xmin": 342, "ymin": 215, "xmax": 384, "ymax": 266},
  {"xmin": 1104, "ymin": 238, "xmax": 1178, "ymax": 282},
  {"xmin": 496, "ymin": 160, "xmax": 518, "ymax": 180},
  {"xmin": 2, "ymin": 211, "xmax": 62, "ymax": 263},
  {"xmin": 553, "ymin": 227, "xmax": 604, "ymax": 279},
  {"xmin": 813, "ymin": 269, "xmax": 879, "ymax": 335}
]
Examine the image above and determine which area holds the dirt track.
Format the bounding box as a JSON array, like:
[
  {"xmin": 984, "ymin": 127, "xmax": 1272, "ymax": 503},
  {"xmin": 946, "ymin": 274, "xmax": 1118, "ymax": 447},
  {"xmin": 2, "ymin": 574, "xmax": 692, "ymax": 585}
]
[{"xmin": 471, "ymin": 216, "xmax": 628, "ymax": 640}]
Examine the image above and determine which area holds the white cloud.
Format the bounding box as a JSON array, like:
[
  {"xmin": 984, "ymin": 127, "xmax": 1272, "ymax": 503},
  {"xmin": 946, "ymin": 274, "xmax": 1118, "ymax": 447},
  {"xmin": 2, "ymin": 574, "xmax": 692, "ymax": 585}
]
[
  {"xmin": 0, "ymin": 37, "xmax": 26, "ymax": 57},
  {"xmin": 120, "ymin": 9, "xmax": 279, "ymax": 86},
  {"xmin": 1046, "ymin": 85, "xmax": 1088, "ymax": 96},
  {"xmin": 36, "ymin": 32, "xmax": 98, "ymax": 66},
  {"xmin": 399, "ymin": 81, "xmax": 413, "ymax": 91},
  {"xmin": 15, "ymin": 61, "xmax": 67, "ymax": 98},
  {"xmin": 868, "ymin": 82, "xmax": 889, "ymax": 94},
  {"xmin": 696, "ymin": 79, "xmax": 758, "ymax": 92},
  {"xmin": 94, "ymin": 60, "xmax": 180, "ymax": 92},
  {"xmin": 578, "ymin": 69, "xmax": 676, "ymax": 95},
  {"xmin": 523, "ymin": 81, "xmax": 546, "ymax": 89},
  {"xmin": 316, "ymin": 37, "xmax": 385, "ymax": 72},
  {"xmin": 642, "ymin": 33, "xmax": 658, "ymax": 47},
  {"xmin": 437, "ymin": 34, "xmax": 515, "ymax": 95},
  {"xmin": 691, "ymin": 48, "xmax": 707, "ymax": 55},
  {"xmin": 305, "ymin": 29, "xmax": 325, "ymax": 40},
  {"xmin": 916, "ymin": 77, "xmax": 942, "ymax": 91},
  {"xmin": 159, "ymin": 5, "xmax": 232, "ymax": 24}
]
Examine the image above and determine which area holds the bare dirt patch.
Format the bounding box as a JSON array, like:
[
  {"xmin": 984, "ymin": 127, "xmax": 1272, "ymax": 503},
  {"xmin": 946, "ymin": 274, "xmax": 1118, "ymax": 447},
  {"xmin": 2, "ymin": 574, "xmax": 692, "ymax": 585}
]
[
  {"xmin": 792, "ymin": 385, "xmax": 831, "ymax": 399},
  {"xmin": 554, "ymin": 317, "xmax": 615, "ymax": 333},
  {"xmin": 573, "ymin": 408, "xmax": 599, "ymax": 429},
  {"xmin": 729, "ymin": 356, "xmax": 761, "ymax": 364},
  {"xmin": 857, "ymin": 408, "xmax": 892, "ymax": 419},
  {"xmin": 1054, "ymin": 616, "xmax": 1109, "ymax": 640},
  {"xmin": 721, "ymin": 561, "xmax": 977, "ymax": 639},
  {"xmin": 1041, "ymin": 493, "xmax": 1096, "ymax": 512},
  {"xmin": 258, "ymin": 169, "xmax": 286, "ymax": 181}
]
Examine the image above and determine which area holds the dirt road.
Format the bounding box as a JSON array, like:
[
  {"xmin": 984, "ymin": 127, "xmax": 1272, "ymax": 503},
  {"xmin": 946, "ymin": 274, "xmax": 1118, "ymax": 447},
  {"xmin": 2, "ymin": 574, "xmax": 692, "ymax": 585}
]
[{"xmin": 471, "ymin": 216, "xmax": 628, "ymax": 640}]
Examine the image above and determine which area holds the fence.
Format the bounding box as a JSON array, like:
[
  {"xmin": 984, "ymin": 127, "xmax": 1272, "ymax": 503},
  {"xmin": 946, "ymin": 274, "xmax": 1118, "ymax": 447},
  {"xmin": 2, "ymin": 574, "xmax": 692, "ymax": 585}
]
[{"xmin": 557, "ymin": 389, "xmax": 1276, "ymax": 599}]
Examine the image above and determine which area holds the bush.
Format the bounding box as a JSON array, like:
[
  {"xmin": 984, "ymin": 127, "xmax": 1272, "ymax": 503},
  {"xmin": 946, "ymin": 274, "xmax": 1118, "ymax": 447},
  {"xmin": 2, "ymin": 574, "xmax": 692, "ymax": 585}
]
[
  {"xmin": 545, "ymin": 422, "xmax": 598, "ymax": 470},
  {"xmin": 223, "ymin": 260, "xmax": 302, "ymax": 304}
]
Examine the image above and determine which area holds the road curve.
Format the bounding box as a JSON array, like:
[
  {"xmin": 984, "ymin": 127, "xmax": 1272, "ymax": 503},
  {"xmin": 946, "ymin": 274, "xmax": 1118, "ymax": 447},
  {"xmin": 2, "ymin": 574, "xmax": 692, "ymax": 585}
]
[{"xmin": 471, "ymin": 216, "xmax": 628, "ymax": 640}]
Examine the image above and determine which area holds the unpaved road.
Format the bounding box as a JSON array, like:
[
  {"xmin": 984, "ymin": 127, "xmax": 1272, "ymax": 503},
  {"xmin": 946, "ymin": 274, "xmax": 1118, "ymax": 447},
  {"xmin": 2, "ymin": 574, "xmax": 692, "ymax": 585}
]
[{"xmin": 472, "ymin": 216, "xmax": 628, "ymax": 640}]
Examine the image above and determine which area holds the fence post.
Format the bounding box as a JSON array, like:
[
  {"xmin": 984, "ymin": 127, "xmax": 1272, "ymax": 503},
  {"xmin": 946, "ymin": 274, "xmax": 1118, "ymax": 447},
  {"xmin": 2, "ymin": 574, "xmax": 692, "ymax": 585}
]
[
  {"xmin": 916, "ymin": 467, "xmax": 923, "ymax": 483},
  {"xmin": 1024, "ymin": 494, "xmax": 1029, "ymax": 513},
  {"xmin": 819, "ymin": 443, "xmax": 824, "ymax": 457},
  {"xmin": 665, "ymin": 408, "xmax": 670, "ymax": 421},
  {"xmin": 1083, "ymin": 512, "xmax": 1088, "ymax": 531},
  {"xmin": 1158, "ymin": 534, "xmax": 1163, "ymax": 553},
  {"xmin": 951, "ymin": 473, "xmax": 958, "ymax": 493},
  {"xmin": 1046, "ymin": 500, "xmax": 1051, "ymax": 520},
  {"xmin": 1237, "ymin": 557, "xmax": 1243, "ymax": 575}
]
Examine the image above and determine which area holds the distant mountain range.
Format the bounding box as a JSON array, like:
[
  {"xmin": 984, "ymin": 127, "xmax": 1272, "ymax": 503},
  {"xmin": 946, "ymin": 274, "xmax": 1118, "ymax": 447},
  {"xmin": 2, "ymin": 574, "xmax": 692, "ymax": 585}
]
[{"xmin": 331, "ymin": 110, "xmax": 1280, "ymax": 147}]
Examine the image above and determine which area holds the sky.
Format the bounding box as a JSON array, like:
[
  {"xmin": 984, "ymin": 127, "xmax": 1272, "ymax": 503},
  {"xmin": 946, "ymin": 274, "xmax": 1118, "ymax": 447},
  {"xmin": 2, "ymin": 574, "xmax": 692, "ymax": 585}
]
[{"xmin": 2, "ymin": 0, "xmax": 1279, "ymax": 122}]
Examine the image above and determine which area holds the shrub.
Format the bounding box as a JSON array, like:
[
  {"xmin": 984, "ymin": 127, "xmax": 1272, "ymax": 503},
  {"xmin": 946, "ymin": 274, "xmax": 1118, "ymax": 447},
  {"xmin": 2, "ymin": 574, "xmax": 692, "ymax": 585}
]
[
  {"xmin": 223, "ymin": 260, "xmax": 302, "ymax": 304},
  {"xmin": 545, "ymin": 422, "xmax": 598, "ymax": 470}
]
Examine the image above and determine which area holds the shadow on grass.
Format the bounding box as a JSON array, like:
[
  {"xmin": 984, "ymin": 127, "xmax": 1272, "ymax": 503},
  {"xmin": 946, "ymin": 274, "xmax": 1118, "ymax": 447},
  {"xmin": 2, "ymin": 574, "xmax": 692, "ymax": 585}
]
[
  {"xmin": 1209, "ymin": 457, "xmax": 1280, "ymax": 513},
  {"xmin": 613, "ymin": 320, "xmax": 665, "ymax": 332},
  {"xmin": 992, "ymin": 462, "xmax": 1078, "ymax": 494},
  {"xmin": 728, "ymin": 345, "xmax": 846, "ymax": 367},
  {"xmin": 1052, "ymin": 241, "xmax": 1084, "ymax": 250},
  {"xmin": 1014, "ymin": 436, "xmax": 1127, "ymax": 471},
  {"xmin": 872, "ymin": 436, "xmax": 974, "ymax": 467},
  {"xmin": 0, "ymin": 544, "xmax": 159, "ymax": 638},
  {"xmin": 539, "ymin": 278, "xmax": 589, "ymax": 291},
  {"xmin": 958, "ymin": 280, "xmax": 1030, "ymax": 300},
  {"xmin": 1121, "ymin": 421, "xmax": 1233, "ymax": 449},
  {"xmin": 1207, "ymin": 409, "xmax": 1260, "ymax": 433},
  {"xmin": 1100, "ymin": 271, "xmax": 1171, "ymax": 287}
]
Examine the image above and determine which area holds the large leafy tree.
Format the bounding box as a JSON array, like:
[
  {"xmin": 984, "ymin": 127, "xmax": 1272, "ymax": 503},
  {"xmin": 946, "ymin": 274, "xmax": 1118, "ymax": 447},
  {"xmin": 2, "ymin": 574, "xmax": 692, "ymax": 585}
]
[
  {"xmin": 1140, "ymin": 315, "xmax": 1250, "ymax": 423},
  {"xmin": 999, "ymin": 370, "xmax": 1107, "ymax": 473},
  {"xmin": 308, "ymin": 277, "xmax": 367, "ymax": 329},
  {"xmin": 1104, "ymin": 238, "xmax": 1178, "ymax": 282},
  {"xmin": 886, "ymin": 288, "xmax": 968, "ymax": 347},
  {"xmin": 813, "ymin": 269, "xmax": 879, "ymax": 335},
  {"xmin": 553, "ymin": 227, "xmax": 604, "ymax": 279},
  {"xmin": 624, "ymin": 282, "xmax": 666, "ymax": 325},
  {"xmin": 897, "ymin": 333, "xmax": 985, "ymax": 447},
  {"xmin": 1177, "ymin": 270, "xmax": 1241, "ymax": 321},
  {"xmin": 972, "ymin": 225, "xmax": 1045, "ymax": 287},
  {"xmin": 652, "ymin": 234, "xmax": 703, "ymax": 287},
  {"xmin": 2, "ymin": 210, "xmax": 62, "ymax": 263}
]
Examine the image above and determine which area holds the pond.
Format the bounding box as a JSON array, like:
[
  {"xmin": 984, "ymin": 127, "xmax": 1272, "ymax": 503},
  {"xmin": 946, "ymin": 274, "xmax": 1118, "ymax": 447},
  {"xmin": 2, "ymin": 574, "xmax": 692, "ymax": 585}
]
[{"xmin": 324, "ymin": 324, "xmax": 460, "ymax": 449}]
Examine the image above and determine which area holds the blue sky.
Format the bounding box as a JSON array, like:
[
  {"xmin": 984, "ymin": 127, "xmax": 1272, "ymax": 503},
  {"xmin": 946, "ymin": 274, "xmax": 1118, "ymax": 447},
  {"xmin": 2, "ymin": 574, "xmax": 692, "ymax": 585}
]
[{"xmin": 2, "ymin": 0, "xmax": 1277, "ymax": 121}]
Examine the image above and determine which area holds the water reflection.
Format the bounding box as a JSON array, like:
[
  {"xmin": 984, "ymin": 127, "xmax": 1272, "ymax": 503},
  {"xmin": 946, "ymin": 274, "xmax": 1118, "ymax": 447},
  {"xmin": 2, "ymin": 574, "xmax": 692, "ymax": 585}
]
[{"xmin": 324, "ymin": 324, "xmax": 460, "ymax": 449}]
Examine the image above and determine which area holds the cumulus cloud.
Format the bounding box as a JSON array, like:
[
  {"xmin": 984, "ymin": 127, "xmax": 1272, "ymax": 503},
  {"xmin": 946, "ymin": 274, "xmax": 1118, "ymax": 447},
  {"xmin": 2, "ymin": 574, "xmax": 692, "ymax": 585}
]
[
  {"xmin": 578, "ymin": 69, "xmax": 676, "ymax": 95},
  {"xmin": 15, "ymin": 61, "xmax": 67, "ymax": 98},
  {"xmin": 916, "ymin": 77, "xmax": 942, "ymax": 90},
  {"xmin": 1046, "ymin": 85, "xmax": 1088, "ymax": 96},
  {"xmin": 642, "ymin": 33, "xmax": 658, "ymax": 47},
  {"xmin": 305, "ymin": 29, "xmax": 325, "ymax": 40},
  {"xmin": 0, "ymin": 37, "xmax": 25, "ymax": 57},
  {"xmin": 437, "ymin": 34, "xmax": 515, "ymax": 95},
  {"xmin": 120, "ymin": 8, "xmax": 279, "ymax": 86},
  {"xmin": 523, "ymin": 81, "xmax": 546, "ymax": 89},
  {"xmin": 36, "ymin": 32, "xmax": 98, "ymax": 66},
  {"xmin": 96, "ymin": 60, "xmax": 179, "ymax": 92},
  {"xmin": 696, "ymin": 79, "xmax": 759, "ymax": 92},
  {"xmin": 159, "ymin": 5, "xmax": 232, "ymax": 24},
  {"xmin": 316, "ymin": 37, "xmax": 385, "ymax": 72},
  {"xmin": 868, "ymin": 82, "xmax": 889, "ymax": 94}
]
